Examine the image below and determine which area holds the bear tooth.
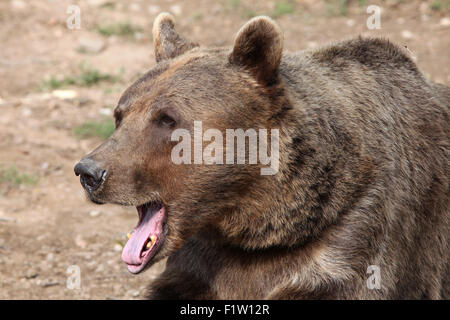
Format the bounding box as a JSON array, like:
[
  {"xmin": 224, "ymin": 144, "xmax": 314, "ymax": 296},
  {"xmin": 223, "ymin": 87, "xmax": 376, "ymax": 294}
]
[
  {"xmin": 146, "ymin": 241, "xmax": 152, "ymax": 249},
  {"xmin": 150, "ymin": 235, "xmax": 156, "ymax": 243}
]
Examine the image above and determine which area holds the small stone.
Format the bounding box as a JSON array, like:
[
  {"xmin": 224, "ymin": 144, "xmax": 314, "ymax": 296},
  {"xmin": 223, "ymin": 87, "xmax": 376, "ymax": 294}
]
[
  {"xmin": 11, "ymin": 0, "xmax": 27, "ymax": 10},
  {"xmin": 401, "ymin": 30, "xmax": 414, "ymax": 40},
  {"xmin": 95, "ymin": 264, "xmax": 105, "ymax": 272},
  {"xmin": 22, "ymin": 108, "xmax": 32, "ymax": 117},
  {"xmin": 75, "ymin": 235, "xmax": 87, "ymax": 248},
  {"xmin": 46, "ymin": 253, "xmax": 54, "ymax": 262},
  {"xmin": 41, "ymin": 279, "xmax": 60, "ymax": 288},
  {"xmin": 77, "ymin": 37, "xmax": 106, "ymax": 54},
  {"xmin": 107, "ymin": 35, "xmax": 119, "ymax": 45},
  {"xmin": 87, "ymin": 0, "xmax": 110, "ymax": 7},
  {"xmin": 440, "ymin": 17, "xmax": 450, "ymax": 27},
  {"xmin": 307, "ymin": 41, "xmax": 318, "ymax": 48},
  {"xmin": 126, "ymin": 290, "xmax": 140, "ymax": 298},
  {"xmin": 89, "ymin": 209, "xmax": 101, "ymax": 217},
  {"xmin": 170, "ymin": 5, "xmax": 182, "ymax": 16},
  {"xmin": 346, "ymin": 19, "xmax": 355, "ymax": 27},
  {"xmin": 52, "ymin": 90, "xmax": 78, "ymax": 100},
  {"xmin": 24, "ymin": 269, "xmax": 39, "ymax": 279},
  {"xmin": 99, "ymin": 108, "xmax": 112, "ymax": 116},
  {"xmin": 148, "ymin": 5, "xmax": 160, "ymax": 15},
  {"xmin": 113, "ymin": 244, "xmax": 122, "ymax": 252},
  {"xmin": 77, "ymin": 96, "xmax": 91, "ymax": 106},
  {"xmin": 129, "ymin": 3, "xmax": 140, "ymax": 12},
  {"xmin": 134, "ymin": 32, "xmax": 144, "ymax": 41},
  {"xmin": 21, "ymin": 93, "xmax": 51, "ymax": 104}
]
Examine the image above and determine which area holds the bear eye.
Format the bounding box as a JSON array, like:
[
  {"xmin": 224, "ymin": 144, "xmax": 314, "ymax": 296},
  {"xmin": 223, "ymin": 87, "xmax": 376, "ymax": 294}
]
[{"xmin": 157, "ymin": 113, "xmax": 176, "ymax": 128}]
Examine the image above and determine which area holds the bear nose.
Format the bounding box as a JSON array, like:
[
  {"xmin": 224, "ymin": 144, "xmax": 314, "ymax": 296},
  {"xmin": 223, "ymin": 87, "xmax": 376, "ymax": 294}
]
[{"xmin": 74, "ymin": 158, "xmax": 107, "ymax": 191}]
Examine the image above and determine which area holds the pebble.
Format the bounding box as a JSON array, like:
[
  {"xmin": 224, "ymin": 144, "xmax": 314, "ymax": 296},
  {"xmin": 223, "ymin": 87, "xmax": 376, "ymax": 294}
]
[
  {"xmin": 87, "ymin": 0, "xmax": 110, "ymax": 7},
  {"xmin": 170, "ymin": 5, "xmax": 182, "ymax": 16},
  {"xmin": 440, "ymin": 17, "xmax": 450, "ymax": 27},
  {"xmin": 148, "ymin": 5, "xmax": 161, "ymax": 15},
  {"xmin": 113, "ymin": 244, "xmax": 122, "ymax": 252},
  {"xmin": 75, "ymin": 234, "xmax": 87, "ymax": 248},
  {"xmin": 22, "ymin": 108, "xmax": 32, "ymax": 117},
  {"xmin": 126, "ymin": 290, "xmax": 140, "ymax": 298},
  {"xmin": 95, "ymin": 264, "xmax": 105, "ymax": 273},
  {"xmin": 77, "ymin": 38, "xmax": 106, "ymax": 54},
  {"xmin": 401, "ymin": 30, "xmax": 414, "ymax": 40},
  {"xmin": 24, "ymin": 269, "xmax": 39, "ymax": 279},
  {"xmin": 11, "ymin": 0, "xmax": 27, "ymax": 10},
  {"xmin": 99, "ymin": 108, "xmax": 112, "ymax": 116},
  {"xmin": 21, "ymin": 93, "xmax": 51, "ymax": 104},
  {"xmin": 134, "ymin": 32, "xmax": 144, "ymax": 41},
  {"xmin": 306, "ymin": 41, "xmax": 318, "ymax": 48},
  {"xmin": 129, "ymin": 3, "xmax": 141, "ymax": 12},
  {"xmin": 41, "ymin": 279, "xmax": 60, "ymax": 288},
  {"xmin": 46, "ymin": 253, "xmax": 54, "ymax": 262},
  {"xmin": 89, "ymin": 209, "xmax": 101, "ymax": 217},
  {"xmin": 77, "ymin": 96, "xmax": 91, "ymax": 106},
  {"xmin": 52, "ymin": 90, "xmax": 78, "ymax": 100}
]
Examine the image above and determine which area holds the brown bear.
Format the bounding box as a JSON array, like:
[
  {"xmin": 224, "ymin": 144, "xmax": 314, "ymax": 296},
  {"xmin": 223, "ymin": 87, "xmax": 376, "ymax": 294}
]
[{"xmin": 74, "ymin": 13, "xmax": 449, "ymax": 299}]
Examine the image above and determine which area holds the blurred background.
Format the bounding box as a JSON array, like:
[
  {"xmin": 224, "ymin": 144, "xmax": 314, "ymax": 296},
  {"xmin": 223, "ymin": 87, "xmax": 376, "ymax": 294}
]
[{"xmin": 0, "ymin": 0, "xmax": 448, "ymax": 299}]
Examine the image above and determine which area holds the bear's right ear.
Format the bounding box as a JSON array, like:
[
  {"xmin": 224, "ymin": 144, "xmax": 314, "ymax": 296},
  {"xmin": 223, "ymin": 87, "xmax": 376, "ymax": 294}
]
[
  {"xmin": 152, "ymin": 12, "xmax": 198, "ymax": 63},
  {"xmin": 230, "ymin": 16, "xmax": 283, "ymax": 86}
]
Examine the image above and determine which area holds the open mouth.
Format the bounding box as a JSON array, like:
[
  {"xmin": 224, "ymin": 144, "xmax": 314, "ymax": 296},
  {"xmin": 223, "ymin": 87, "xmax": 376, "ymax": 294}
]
[{"xmin": 121, "ymin": 202, "xmax": 167, "ymax": 274}]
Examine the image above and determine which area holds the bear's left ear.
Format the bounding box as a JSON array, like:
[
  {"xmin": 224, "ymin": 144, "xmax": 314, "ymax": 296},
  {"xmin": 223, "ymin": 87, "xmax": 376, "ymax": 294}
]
[
  {"xmin": 230, "ymin": 16, "xmax": 283, "ymax": 86},
  {"xmin": 152, "ymin": 12, "xmax": 198, "ymax": 62}
]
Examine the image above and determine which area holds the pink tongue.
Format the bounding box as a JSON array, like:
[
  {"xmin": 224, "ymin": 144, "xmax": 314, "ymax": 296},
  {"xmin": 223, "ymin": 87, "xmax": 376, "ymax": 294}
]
[{"xmin": 121, "ymin": 207, "xmax": 164, "ymax": 266}]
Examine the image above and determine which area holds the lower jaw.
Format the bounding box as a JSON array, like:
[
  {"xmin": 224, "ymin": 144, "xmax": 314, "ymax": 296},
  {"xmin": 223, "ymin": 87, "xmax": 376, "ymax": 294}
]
[
  {"xmin": 122, "ymin": 203, "xmax": 167, "ymax": 274},
  {"xmin": 125, "ymin": 237, "xmax": 164, "ymax": 274}
]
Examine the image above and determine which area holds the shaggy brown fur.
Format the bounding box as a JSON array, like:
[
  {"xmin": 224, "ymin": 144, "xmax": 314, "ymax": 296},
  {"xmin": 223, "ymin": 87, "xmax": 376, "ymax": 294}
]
[{"xmin": 75, "ymin": 13, "xmax": 449, "ymax": 299}]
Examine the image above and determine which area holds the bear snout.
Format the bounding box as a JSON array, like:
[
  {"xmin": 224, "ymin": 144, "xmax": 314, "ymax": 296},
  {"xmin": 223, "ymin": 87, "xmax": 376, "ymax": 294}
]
[{"xmin": 74, "ymin": 158, "xmax": 108, "ymax": 193}]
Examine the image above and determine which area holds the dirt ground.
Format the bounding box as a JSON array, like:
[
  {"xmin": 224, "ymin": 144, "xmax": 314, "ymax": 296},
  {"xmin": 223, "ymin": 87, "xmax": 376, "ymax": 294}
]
[{"xmin": 0, "ymin": 0, "xmax": 448, "ymax": 299}]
